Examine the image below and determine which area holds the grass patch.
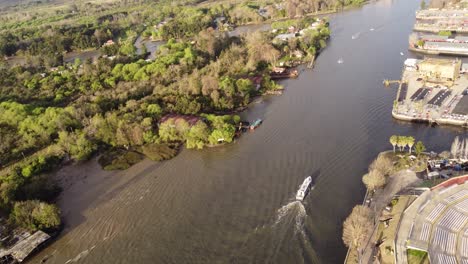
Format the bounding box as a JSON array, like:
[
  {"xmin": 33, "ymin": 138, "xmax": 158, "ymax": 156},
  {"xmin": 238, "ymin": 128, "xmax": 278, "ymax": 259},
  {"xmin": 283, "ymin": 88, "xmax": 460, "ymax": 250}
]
[
  {"xmin": 407, "ymin": 249, "xmax": 429, "ymax": 264},
  {"xmin": 98, "ymin": 149, "xmax": 144, "ymax": 171},
  {"xmin": 139, "ymin": 143, "xmax": 178, "ymax": 162},
  {"xmin": 418, "ymin": 178, "xmax": 446, "ymax": 188}
]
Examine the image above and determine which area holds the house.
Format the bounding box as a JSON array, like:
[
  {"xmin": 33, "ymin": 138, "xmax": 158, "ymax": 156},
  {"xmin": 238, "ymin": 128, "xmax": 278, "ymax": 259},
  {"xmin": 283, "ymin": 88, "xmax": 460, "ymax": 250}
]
[
  {"xmin": 103, "ymin": 39, "xmax": 115, "ymax": 46},
  {"xmin": 274, "ymin": 33, "xmax": 296, "ymax": 42},
  {"xmin": 292, "ymin": 50, "xmax": 304, "ymax": 58},
  {"xmin": 159, "ymin": 114, "xmax": 202, "ymax": 127}
]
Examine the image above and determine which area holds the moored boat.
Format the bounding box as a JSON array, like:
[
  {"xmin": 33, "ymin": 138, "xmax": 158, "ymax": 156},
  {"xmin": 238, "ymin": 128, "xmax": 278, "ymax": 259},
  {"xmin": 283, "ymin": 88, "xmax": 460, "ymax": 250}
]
[
  {"xmin": 296, "ymin": 176, "xmax": 312, "ymax": 201},
  {"xmin": 249, "ymin": 119, "xmax": 262, "ymax": 130}
]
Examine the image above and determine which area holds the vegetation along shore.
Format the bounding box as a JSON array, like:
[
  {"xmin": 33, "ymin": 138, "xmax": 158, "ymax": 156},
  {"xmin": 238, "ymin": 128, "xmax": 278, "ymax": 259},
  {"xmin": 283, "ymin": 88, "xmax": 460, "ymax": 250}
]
[{"xmin": 0, "ymin": 0, "xmax": 364, "ymax": 261}]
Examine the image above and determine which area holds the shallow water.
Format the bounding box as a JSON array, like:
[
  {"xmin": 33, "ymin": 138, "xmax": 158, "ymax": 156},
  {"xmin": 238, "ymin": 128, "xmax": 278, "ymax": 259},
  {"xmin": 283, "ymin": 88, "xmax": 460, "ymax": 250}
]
[{"xmin": 30, "ymin": 0, "xmax": 466, "ymax": 263}]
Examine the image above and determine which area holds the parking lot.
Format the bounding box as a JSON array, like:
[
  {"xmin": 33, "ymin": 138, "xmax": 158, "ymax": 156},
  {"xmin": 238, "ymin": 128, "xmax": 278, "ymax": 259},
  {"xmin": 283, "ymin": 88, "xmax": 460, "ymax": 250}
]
[
  {"xmin": 452, "ymin": 95, "xmax": 468, "ymax": 115},
  {"xmin": 394, "ymin": 68, "xmax": 468, "ymax": 123}
]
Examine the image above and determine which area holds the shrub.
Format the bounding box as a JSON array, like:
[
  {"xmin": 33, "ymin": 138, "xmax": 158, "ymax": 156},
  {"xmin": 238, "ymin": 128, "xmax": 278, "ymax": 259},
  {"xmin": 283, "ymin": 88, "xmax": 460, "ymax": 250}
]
[
  {"xmin": 140, "ymin": 144, "xmax": 178, "ymax": 161},
  {"xmin": 10, "ymin": 200, "xmax": 61, "ymax": 232},
  {"xmin": 98, "ymin": 149, "xmax": 144, "ymax": 170}
]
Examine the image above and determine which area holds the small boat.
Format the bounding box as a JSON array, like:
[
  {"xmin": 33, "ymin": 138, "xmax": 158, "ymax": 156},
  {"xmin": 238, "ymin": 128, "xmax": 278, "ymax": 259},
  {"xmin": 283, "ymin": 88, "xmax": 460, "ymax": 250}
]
[
  {"xmin": 400, "ymin": 52, "xmax": 404, "ymax": 56},
  {"xmin": 296, "ymin": 176, "xmax": 313, "ymax": 201},
  {"xmin": 337, "ymin": 58, "xmax": 344, "ymax": 64},
  {"xmin": 370, "ymin": 28, "xmax": 375, "ymax": 31},
  {"xmin": 249, "ymin": 119, "xmax": 262, "ymax": 130}
]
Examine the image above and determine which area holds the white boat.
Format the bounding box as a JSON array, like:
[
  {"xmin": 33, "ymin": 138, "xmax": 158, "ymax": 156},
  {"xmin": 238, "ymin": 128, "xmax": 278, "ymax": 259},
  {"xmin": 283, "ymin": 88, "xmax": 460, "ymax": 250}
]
[
  {"xmin": 296, "ymin": 176, "xmax": 313, "ymax": 201},
  {"xmin": 337, "ymin": 58, "xmax": 344, "ymax": 64}
]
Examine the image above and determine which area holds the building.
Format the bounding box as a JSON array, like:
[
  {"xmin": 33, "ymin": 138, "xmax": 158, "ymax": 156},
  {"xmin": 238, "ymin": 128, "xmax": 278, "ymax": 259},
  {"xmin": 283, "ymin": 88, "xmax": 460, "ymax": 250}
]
[
  {"xmin": 274, "ymin": 33, "xmax": 296, "ymax": 42},
  {"xmin": 159, "ymin": 114, "xmax": 202, "ymax": 127},
  {"xmin": 418, "ymin": 58, "xmax": 461, "ymax": 82},
  {"xmin": 395, "ymin": 176, "xmax": 468, "ymax": 264},
  {"xmin": 103, "ymin": 39, "xmax": 115, "ymax": 46},
  {"xmin": 424, "ymin": 41, "xmax": 468, "ymax": 54},
  {"xmin": 0, "ymin": 231, "xmax": 51, "ymax": 263},
  {"xmin": 404, "ymin": 58, "xmax": 419, "ymax": 71}
]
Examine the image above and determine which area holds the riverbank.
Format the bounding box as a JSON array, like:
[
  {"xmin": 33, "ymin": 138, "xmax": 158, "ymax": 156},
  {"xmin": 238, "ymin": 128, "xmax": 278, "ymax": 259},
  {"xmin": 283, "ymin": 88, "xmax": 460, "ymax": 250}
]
[{"xmin": 344, "ymin": 151, "xmax": 426, "ymax": 264}]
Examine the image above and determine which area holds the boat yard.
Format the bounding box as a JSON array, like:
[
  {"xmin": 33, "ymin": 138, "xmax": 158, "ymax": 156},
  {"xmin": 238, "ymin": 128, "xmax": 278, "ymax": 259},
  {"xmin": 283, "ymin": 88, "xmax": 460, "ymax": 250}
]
[{"xmin": 392, "ymin": 58, "xmax": 468, "ymax": 126}]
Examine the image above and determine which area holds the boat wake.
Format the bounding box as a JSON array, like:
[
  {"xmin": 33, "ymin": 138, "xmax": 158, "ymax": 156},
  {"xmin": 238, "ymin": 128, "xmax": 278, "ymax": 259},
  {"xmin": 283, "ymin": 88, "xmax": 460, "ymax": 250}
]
[
  {"xmin": 274, "ymin": 201, "xmax": 307, "ymax": 237},
  {"xmin": 233, "ymin": 200, "xmax": 318, "ymax": 263},
  {"xmin": 65, "ymin": 245, "xmax": 96, "ymax": 264}
]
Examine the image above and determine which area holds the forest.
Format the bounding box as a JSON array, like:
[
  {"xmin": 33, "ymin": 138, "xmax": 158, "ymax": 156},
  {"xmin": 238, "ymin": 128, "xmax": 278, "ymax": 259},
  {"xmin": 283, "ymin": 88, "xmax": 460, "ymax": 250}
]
[{"xmin": 0, "ymin": 0, "xmax": 332, "ymax": 235}]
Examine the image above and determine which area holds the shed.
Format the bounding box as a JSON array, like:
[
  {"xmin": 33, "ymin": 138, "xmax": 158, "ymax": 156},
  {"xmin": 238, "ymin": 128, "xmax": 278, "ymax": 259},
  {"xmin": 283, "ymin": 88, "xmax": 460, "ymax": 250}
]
[{"xmin": 9, "ymin": 231, "xmax": 50, "ymax": 262}]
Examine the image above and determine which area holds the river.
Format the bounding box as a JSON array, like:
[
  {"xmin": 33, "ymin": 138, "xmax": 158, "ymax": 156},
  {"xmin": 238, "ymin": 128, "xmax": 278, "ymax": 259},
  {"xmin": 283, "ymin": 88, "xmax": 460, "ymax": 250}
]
[{"xmin": 30, "ymin": 0, "xmax": 466, "ymax": 263}]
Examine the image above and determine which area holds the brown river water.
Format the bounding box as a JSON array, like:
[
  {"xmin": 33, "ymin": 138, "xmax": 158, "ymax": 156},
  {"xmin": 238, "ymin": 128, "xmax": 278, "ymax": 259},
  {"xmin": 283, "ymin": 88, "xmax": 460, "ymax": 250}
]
[{"xmin": 30, "ymin": 0, "xmax": 466, "ymax": 263}]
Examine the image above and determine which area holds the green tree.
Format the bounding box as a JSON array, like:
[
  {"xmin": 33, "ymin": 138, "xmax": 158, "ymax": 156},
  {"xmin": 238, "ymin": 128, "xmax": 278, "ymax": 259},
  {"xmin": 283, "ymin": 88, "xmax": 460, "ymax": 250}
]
[
  {"xmin": 415, "ymin": 141, "xmax": 426, "ymax": 156},
  {"xmin": 407, "ymin": 136, "xmax": 415, "ymax": 154},
  {"xmin": 186, "ymin": 121, "xmax": 209, "ymax": 149},
  {"xmin": 397, "ymin": 136, "xmax": 407, "ymax": 152},
  {"xmin": 58, "ymin": 131, "xmax": 96, "ymax": 160},
  {"xmin": 420, "ymin": 0, "xmax": 426, "ymax": 9},
  {"xmin": 159, "ymin": 119, "xmax": 181, "ymax": 142},
  {"xmin": 147, "ymin": 104, "xmax": 162, "ymax": 117},
  {"xmin": 10, "ymin": 200, "xmax": 61, "ymax": 231},
  {"xmin": 390, "ymin": 135, "xmax": 398, "ymax": 153},
  {"xmin": 119, "ymin": 41, "xmax": 136, "ymax": 57},
  {"xmin": 31, "ymin": 202, "xmax": 61, "ymax": 230}
]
